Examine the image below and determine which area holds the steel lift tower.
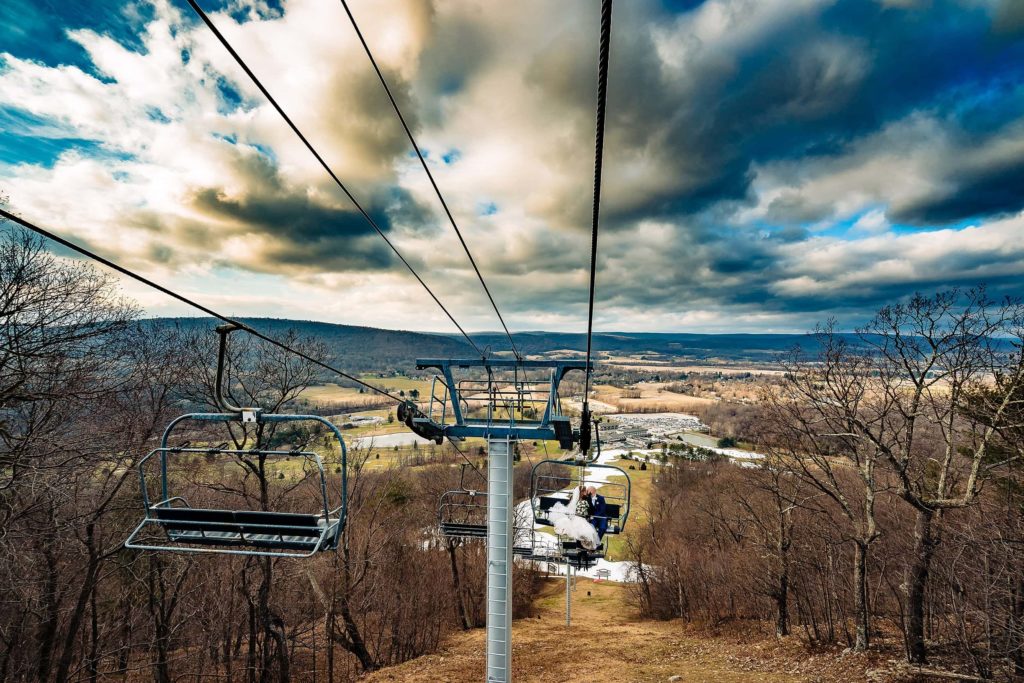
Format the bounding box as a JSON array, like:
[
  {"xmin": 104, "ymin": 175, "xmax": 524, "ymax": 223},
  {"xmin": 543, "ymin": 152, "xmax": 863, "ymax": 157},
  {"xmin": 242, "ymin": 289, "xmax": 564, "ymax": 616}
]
[{"xmin": 398, "ymin": 358, "xmax": 589, "ymax": 683}]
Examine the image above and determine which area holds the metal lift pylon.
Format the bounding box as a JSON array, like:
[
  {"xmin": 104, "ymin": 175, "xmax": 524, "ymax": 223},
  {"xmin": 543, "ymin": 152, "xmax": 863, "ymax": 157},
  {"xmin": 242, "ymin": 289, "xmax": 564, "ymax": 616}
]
[{"xmin": 399, "ymin": 358, "xmax": 590, "ymax": 683}]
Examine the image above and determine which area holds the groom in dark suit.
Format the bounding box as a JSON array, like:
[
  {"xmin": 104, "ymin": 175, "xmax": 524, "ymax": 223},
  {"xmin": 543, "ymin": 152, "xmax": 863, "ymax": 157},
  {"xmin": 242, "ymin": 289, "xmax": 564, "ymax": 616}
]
[{"xmin": 587, "ymin": 486, "xmax": 608, "ymax": 539}]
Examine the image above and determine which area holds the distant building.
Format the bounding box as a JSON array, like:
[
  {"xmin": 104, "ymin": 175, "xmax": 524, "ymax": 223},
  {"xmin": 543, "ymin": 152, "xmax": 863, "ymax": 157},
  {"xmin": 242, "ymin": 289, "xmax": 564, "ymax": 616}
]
[
  {"xmin": 622, "ymin": 426, "xmax": 648, "ymax": 439},
  {"xmin": 602, "ymin": 429, "xmax": 626, "ymax": 444}
]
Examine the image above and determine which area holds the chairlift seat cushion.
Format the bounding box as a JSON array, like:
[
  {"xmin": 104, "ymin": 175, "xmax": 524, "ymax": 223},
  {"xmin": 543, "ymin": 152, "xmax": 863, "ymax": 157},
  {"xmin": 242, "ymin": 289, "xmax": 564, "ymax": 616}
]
[
  {"xmin": 235, "ymin": 511, "xmax": 322, "ymax": 536},
  {"xmin": 150, "ymin": 507, "xmax": 331, "ymax": 550},
  {"xmin": 154, "ymin": 507, "xmax": 241, "ymax": 544},
  {"xmin": 561, "ymin": 540, "xmax": 605, "ymax": 559},
  {"xmin": 440, "ymin": 522, "xmax": 487, "ymax": 538}
]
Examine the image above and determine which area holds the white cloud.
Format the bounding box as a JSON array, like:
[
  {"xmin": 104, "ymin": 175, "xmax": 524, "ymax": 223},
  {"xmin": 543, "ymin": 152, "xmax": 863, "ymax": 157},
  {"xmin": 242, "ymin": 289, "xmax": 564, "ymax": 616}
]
[{"xmin": 2, "ymin": 0, "xmax": 1024, "ymax": 334}]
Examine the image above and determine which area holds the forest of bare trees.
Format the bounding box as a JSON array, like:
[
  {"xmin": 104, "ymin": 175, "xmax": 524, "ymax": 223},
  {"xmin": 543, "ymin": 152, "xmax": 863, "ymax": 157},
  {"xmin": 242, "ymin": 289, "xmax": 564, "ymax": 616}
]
[
  {"xmin": 0, "ymin": 226, "xmax": 541, "ymax": 681},
  {"xmin": 6, "ymin": 211, "xmax": 1024, "ymax": 682},
  {"xmin": 628, "ymin": 290, "xmax": 1024, "ymax": 680}
]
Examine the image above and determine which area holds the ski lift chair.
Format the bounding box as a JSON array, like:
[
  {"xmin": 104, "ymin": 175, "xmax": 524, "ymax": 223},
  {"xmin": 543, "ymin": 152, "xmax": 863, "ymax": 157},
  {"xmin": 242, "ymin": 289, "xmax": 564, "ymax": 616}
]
[
  {"xmin": 438, "ymin": 464, "xmax": 488, "ymax": 539},
  {"xmin": 561, "ymin": 541, "xmax": 600, "ymax": 570},
  {"xmin": 530, "ymin": 458, "xmax": 630, "ymax": 566},
  {"xmin": 124, "ymin": 411, "xmax": 347, "ymax": 557},
  {"xmin": 530, "ymin": 459, "xmax": 631, "ymax": 537},
  {"xmin": 439, "ymin": 467, "xmax": 539, "ymax": 560},
  {"xmin": 124, "ymin": 324, "xmax": 348, "ymax": 558}
]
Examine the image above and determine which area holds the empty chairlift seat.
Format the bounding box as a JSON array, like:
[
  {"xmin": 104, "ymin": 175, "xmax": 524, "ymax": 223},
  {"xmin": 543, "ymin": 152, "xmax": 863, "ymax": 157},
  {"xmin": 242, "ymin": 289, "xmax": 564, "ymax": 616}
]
[
  {"xmin": 125, "ymin": 412, "xmax": 348, "ymax": 558},
  {"xmin": 152, "ymin": 507, "xmax": 339, "ymax": 548},
  {"xmin": 438, "ymin": 488, "xmax": 488, "ymax": 539}
]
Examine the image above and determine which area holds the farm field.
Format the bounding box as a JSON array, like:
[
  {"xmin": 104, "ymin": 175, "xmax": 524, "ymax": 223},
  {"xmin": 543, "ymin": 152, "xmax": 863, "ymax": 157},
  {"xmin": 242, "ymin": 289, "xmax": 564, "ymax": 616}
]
[
  {"xmin": 591, "ymin": 382, "xmax": 718, "ymax": 413},
  {"xmin": 606, "ymin": 363, "xmax": 786, "ymax": 376},
  {"xmin": 298, "ymin": 375, "xmax": 434, "ymax": 408},
  {"xmin": 359, "ymin": 374, "xmax": 435, "ymax": 395}
]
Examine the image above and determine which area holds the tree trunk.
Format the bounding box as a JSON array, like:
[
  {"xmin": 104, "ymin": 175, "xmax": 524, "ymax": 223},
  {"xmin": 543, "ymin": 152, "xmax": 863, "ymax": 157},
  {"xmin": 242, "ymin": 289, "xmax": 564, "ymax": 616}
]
[
  {"xmin": 776, "ymin": 571, "xmax": 790, "ymax": 637},
  {"xmin": 906, "ymin": 507, "xmax": 938, "ymax": 664},
  {"xmin": 446, "ymin": 541, "xmax": 472, "ymax": 630},
  {"xmin": 853, "ymin": 541, "xmax": 870, "ymax": 651},
  {"xmin": 35, "ymin": 529, "xmax": 60, "ymax": 683},
  {"xmin": 776, "ymin": 519, "xmax": 791, "ymax": 637},
  {"xmin": 147, "ymin": 556, "xmax": 172, "ymax": 683},
  {"xmin": 330, "ymin": 596, "xmax": 376, "ymax": 673},
  {"xmin": 117, "ymin": 577, "xmax": 131, "ymax": 673},
  {"xmin": 87, "ymin": 584, "xmax": 99, "ymax": 683},
  {"xmin": 1013, "ymin": 574, "xmax": 1024, "ymax": 677},
  {"xmin": 54, "ymin": 524, "xmax": 100, "ymax": 683},
  {"xmin": 246, "ymin": 594, "xmax": 258, "ymax": 683}
]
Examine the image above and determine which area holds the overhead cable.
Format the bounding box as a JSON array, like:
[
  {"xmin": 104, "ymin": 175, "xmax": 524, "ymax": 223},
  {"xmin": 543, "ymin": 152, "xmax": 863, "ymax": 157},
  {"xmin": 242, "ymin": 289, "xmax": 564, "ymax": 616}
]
[
  {"xmin": 185, "ymin": 0, "xmax": 486, "ymax": 358},
  {"xmin": 338, "ymin": 0, "xmax": 522, "ymax": 361},
  {"xmin": 583, "ymin": 0, "xmax": 613, "ymax": 404},
  {"xmin": 0, "ymin": 208, "xmax": 404, "ymax": 403}
]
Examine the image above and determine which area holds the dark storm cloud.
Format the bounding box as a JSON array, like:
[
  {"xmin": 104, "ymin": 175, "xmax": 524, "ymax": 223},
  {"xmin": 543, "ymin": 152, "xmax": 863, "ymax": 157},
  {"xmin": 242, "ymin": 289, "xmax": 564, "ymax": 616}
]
[
  {"xmin": 895, "ymin": 152, "xmax": 1024, "ymax": 224},
  {"xmin": 193, "ymin": 182, "xmax": 371, "ymax": 241},
  {"xmin": 186, "ymin": 143, "xmax": 438, "ymax": 273},
  {"xmin": 483, "ymin": 0, "xmax": 1024, "ymax": 228}
]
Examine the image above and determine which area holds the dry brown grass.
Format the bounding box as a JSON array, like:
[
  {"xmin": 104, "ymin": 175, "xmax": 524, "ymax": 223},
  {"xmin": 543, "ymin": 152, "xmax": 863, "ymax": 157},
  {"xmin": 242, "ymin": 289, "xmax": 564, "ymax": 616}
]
[{"xmin": 360, "ymin": 580, "xmax": 881, "ymax": 683}]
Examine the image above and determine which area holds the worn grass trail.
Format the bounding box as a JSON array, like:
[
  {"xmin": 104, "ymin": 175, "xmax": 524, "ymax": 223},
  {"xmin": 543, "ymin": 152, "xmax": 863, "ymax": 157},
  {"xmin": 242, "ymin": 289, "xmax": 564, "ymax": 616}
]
[{"xmin": 361, "ymin": 579, "xmax": 816, "ymax": 683}]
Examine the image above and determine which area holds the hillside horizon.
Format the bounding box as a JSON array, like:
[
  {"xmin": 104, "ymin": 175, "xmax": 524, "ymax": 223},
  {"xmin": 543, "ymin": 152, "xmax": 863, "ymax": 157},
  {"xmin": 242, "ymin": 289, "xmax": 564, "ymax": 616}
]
[
  {"xmin": 144, "ymin": 314, "xmax": 829, "ymax": 339},
  {"xmin": 144, "ymin": 316, "xmax": 826, "ymax": 370}
]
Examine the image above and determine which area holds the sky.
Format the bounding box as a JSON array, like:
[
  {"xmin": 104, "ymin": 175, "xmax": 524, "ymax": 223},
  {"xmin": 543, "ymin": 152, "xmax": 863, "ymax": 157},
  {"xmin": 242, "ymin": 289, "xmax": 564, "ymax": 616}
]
[{"xmin": 1, "ymin": 0, "xmax": 1024, "ymax": 334}]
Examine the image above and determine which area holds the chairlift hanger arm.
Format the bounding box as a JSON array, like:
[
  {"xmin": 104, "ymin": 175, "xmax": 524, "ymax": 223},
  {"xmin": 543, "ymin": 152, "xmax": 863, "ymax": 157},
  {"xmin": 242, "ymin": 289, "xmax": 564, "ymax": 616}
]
[
  {"xmin": 214, "ymin": 323, "xmax": 251, "ymax": 414},
  {"xmin": 416, "ymin": 358, "xmax": 590, "ymax": 383},
  {"xmin": 404, "ymin": 358, "xmax": 591, "ymax": 447}
]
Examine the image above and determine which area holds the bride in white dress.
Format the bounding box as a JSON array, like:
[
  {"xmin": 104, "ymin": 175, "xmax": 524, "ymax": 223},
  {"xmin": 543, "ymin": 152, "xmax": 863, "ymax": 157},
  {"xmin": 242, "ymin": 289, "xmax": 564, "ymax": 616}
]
[{"xmin": 545, "ymin": 485, "xmax": 601, "ymax": 550}]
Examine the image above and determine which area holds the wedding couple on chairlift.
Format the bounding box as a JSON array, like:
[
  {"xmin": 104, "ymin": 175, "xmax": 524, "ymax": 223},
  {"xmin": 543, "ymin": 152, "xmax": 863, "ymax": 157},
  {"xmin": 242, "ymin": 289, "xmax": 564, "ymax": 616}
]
[{"xmin": 548, "ymin": 484, "xmax": 607, "ymax": 551}]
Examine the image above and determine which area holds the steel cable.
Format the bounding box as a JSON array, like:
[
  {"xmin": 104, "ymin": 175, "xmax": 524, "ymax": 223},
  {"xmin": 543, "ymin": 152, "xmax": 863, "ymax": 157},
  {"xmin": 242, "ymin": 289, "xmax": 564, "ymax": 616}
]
[
  {"xmin": 339, "ymin": 0, "xmax": 521, "ymax": 361},
  {"xmin": 0, "ymin": 208, "xmax": 404, "ymax": 403},
  {"xmin": 583, "ymin": 0, "xmax": 613, "ymax": 404},
  {"xmin": 185, "ymin": 0, "xmax": 485, "ymax": 359}
]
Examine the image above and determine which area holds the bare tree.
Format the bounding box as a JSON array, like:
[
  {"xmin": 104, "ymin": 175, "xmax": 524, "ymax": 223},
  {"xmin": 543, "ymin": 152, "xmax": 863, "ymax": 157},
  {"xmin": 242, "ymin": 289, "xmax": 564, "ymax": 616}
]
[
  {"xmin": 0, "ymin": 223, "xmax": 195, "ymax": 682},
  {"xmin": 764, "ymin": 290, "xmax": 1024, "ymax": 661},
  {"xmin": 763, "ymin": 328, "xmax": 885, "ymax": 651},
  {"xmin": 176, "ymin": 324, "xmax": 329, "ymax": 683}
]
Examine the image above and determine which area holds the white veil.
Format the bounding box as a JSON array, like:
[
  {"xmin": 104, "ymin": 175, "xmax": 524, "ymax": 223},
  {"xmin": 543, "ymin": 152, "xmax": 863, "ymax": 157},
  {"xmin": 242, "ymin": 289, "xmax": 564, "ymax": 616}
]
[
  {"xmin": 546, "ymin": 486, "xmax": 600, "ymax": 550},
  {"xmin": 567, "ymin": 485, "xmax": 581, "ymax": 511}
]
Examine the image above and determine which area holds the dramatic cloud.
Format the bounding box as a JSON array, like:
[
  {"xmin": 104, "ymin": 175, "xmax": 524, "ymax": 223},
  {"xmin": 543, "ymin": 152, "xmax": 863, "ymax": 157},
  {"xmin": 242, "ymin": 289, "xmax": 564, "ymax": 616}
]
[{"xmin": 1, "ymin": 0, "xmax": 1023, "ymax": 333}]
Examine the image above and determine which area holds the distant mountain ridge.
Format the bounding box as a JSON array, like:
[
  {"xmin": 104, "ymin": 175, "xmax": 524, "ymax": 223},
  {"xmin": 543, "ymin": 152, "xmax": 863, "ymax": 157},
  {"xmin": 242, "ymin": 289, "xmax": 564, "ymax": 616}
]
[
  {"xmin": 145, "ymin": 317, "xmax": 822, "ymax": 373},
  {"xmin": 459, "ymin": 330, "xmax": 818, "ymax": 360},
  {"xmin": 145, "ymin": 317, "xmax": 477, "ymax": 375}
]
